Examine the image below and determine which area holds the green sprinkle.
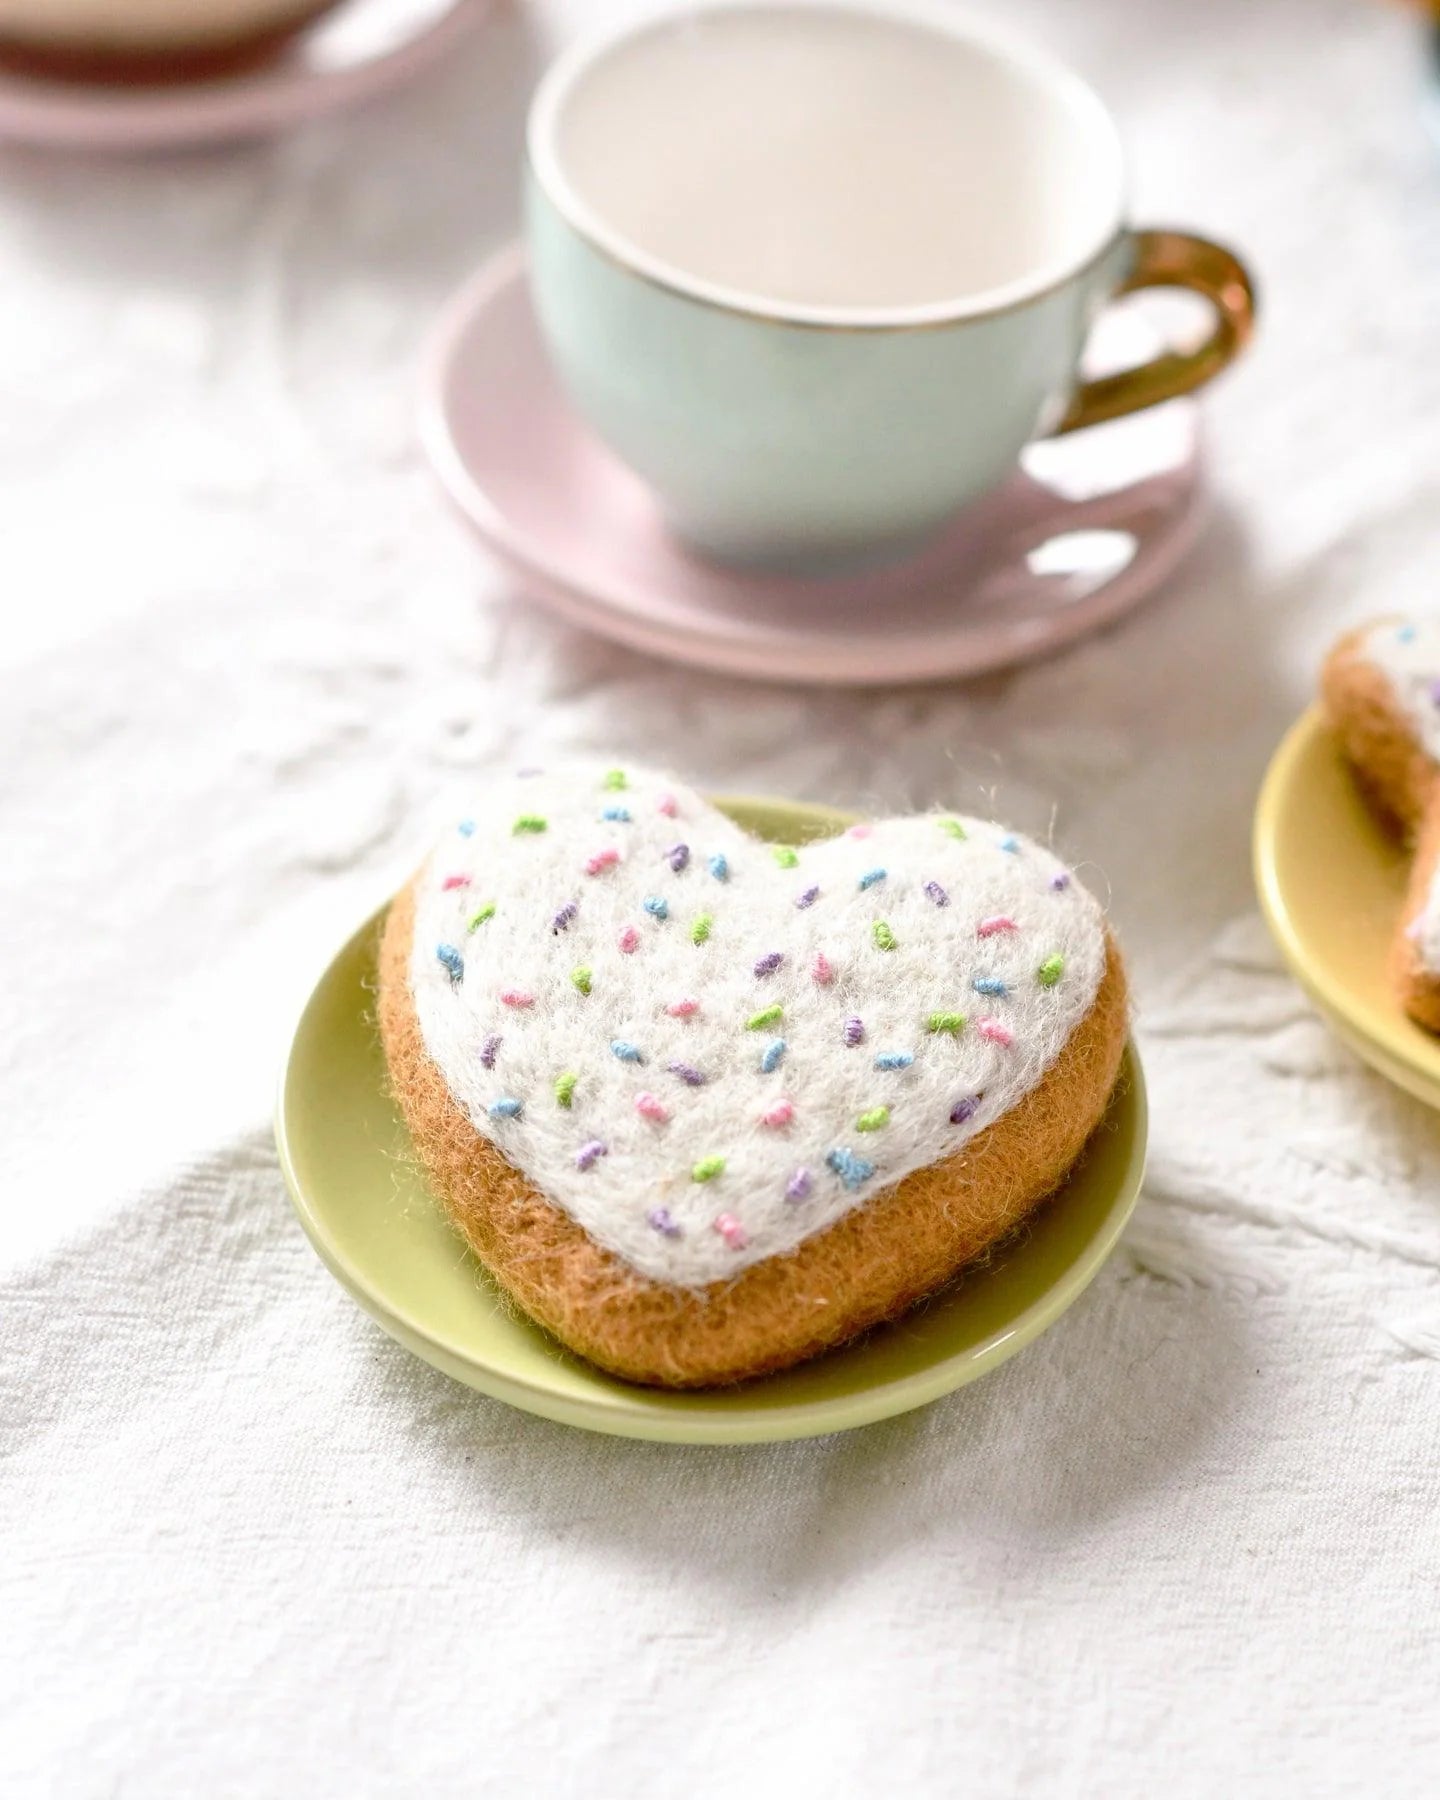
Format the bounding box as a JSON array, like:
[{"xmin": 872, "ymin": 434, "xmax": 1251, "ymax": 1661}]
[
  {"xmin": 691, "ymin": 914, "xmax": 713, "ymax": 945},
  {"xmin": 856, "ymin": 1106, "xmax": 890, "ymax": 1132},
  {"xmin": 602, "ymin": 769, "xmax": 628, "ymax": 791},
  {"xmin": 938, "ymin": 818, "xmax": 967, "ymax": 840},
  {"xmin": 1038, "ymin": 954, "xmax": 1065, "ymax": 987},
  {"xmin": 746, "ymin": 1004, "xmax": 784, "ymax": 1030},
  {"xmin": 928, "ymin": 1011, "xmax": 966, "ymax": 1035},
  {"xmin": 513, "ymin": 814, "xmax": 547, "ymax": 834},
  {"xmin": 872, "ymin": 921, "xmax": 897, "ymax": 951},
  {"xmin": 692, "ymin": 1155, "xmax": 726, "ymax": 1183},
  {"xmin": 554, "ymin": 1072, "xmax": 578, "ymax": 1108},
  {"xmin": 571, "ymin": 966, "xmax": 592, "ymax": 995},
  {"xmin": 772, "ymin": 845, "xmax": 800, "ymax": 868},
  {"xmin": 466, "ymin": 902, "xmax": 496, "ymax": 931}
]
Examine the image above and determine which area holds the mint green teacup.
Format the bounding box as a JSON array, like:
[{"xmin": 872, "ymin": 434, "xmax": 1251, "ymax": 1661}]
[{"xmin": 526, "ymin": 1, "xmax": 1254, "ymax": 575}]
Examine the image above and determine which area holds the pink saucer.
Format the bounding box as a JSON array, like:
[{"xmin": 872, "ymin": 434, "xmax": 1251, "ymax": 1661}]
[
  {"xmin": 421, "ymin": 245, "xmax": 1205, "ymax": 687},
  {"xmin": 0, "ymin": 0, "xmax": 493, "ymax": 149}
]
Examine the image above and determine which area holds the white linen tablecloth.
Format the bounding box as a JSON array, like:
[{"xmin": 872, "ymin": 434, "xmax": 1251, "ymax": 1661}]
[{"xmin": 6, "ymin": 1, "xmax": 1440, "ymax": 1792}]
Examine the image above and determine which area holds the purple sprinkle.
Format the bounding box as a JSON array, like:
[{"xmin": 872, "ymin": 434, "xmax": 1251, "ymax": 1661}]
[
  {"xmin": 576, "ymin": 1139, "xmax": 608, "ymax": 1171},
  {"xmin": 923, "ymin": 880, "xmax": 949, "ymax": 907},
  {"xmin": 754, "ymin": 950, "xmax": 785, "ymax": 978},
  {"xmin": 796, "ymin": 884, "xmax": 820, "ymax": 909},
  {"xmin": 648, "ymin": 1206, "xmax": 683, "ymax": 1238},
  {"xmin": 786, "ymin": 1168, "xmax": 812, "ymax": 1202},
  {"xmin": 516, "ymin": 766, "xmax": 543, "ymax": 778},
  {"xmin": 1050, "ymin": 872, "xmax": 1071, "ymax": 891},
  {"xmin": 668, "ymin": 1060, "xmax": 706, "ymax": 1086},
  {"xmin": 950, "ymin": 1095, "xmax": 982, "ymax": 1125},
  {"xmin": 667, "ymin": 842, "xmax": 690, "ymax": 873},
  {"xmin": 479, "ymin": 1034, "xmax": 501, "ymax": 1069},
  {"xmin": 843, "ymin": 1017, "xmax": 865, "ymax": 1048},
  {"xmin": 551, "ymin": 899, "xmax": 578, "ymax": 933},
  {"xmin": 1429, "ymin": 680, "xmax": 1440, "ymax": 709}
]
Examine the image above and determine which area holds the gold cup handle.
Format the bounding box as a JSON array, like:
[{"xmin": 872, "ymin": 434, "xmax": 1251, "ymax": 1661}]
[{"xmin": 1055, "ymin": 229, "xmax": 1257, "ymax": 435}]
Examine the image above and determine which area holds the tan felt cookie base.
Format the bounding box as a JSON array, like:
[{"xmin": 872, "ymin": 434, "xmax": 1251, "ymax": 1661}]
[
  {"xmin": 0, "ymin": 5, "xmax": 335, "ymax": 82},
  {"xmin": 378, "ymin": 877, "xmax": 1129, "ymax": 1389},
  {"xmin": 1322, "ymin": 626, "xmax": 1440, "ymax": 1029}
]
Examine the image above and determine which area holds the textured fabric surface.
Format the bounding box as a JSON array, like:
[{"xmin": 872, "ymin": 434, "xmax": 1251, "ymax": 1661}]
[
  {"xmin": 6, "ymin": 0, "xmax": 1440, "ymax": 1793},
  {"xmin": 406, "ymin": 761, "xmax": 1106, "ymax": 1284}
]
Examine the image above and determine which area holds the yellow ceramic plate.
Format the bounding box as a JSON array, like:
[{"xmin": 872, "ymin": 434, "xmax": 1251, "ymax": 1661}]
[
  {"xmin": 1254, "ymin": 706, "xmax": 1440, "ymax": 1107},
  {"xmin": 276, "ymin": 796, "xmax": 1148, "ymax": 1444}
]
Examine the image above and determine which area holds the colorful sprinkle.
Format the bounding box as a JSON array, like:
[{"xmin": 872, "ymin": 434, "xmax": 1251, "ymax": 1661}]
[
  {"xmin": 435, "ymin": 944, "xmax": 463, "ymax": 982},
  {"xmin": 668, "ymin": 1060, "xmax": 706, "ymax": 1086},
  {"xmin": 843, "ymin": 1017, "xmax": 865, "ymax": 1047},
  {"xmin": 515, "ymin": 767, "xmax": 543, "ymax": 779},
  {"xmin": 812, "ymin": 951, "xmax": 835, "ymax": 985},
  {"xmin": 457, "ymin": 819, "xmax": 475, "ymax": 837},
  {"xmin": 773, "ymin": 846, "xmax": 800, "ymax": 869},
  {"xmin": 1427, "ymin": 679, "xmax": 1440, "ymax": 709},
  {"xmin": 554, "ymin": 1072, "xmax": 578, "ymax": 1108},
  {"xmin": 856, "ymin": 1106, "xmax": 890, "ymax": 1132},
  {"xmin": 667, "ymin": 843, "xmax": 690, "ymax": 873},
  {"xmin": 979, "ymin": 1018, "xmax": 1014, "ymax": 1047},
  {"xmin": 648, "ymin": 1206, "xmax": 682, "ymax": 1237},
  {"xmin": 747, "ymin": 1004, "xmax": 783, "ymax": 1030},
  {"xmin": 977, "ymin": 915, "xmax": 1017, "ymax": 937},
  {"xmin": 611, "ymin": 1040, "xmax": 644, "ymax": 1063},
  {"xmin": 576, "ymin": 1139, "xmax": 607, "ymax": 1171},
  {"xmin": 760, "ymin": 1038, "xmax": 786, "ymax": 1073},
  {"xmin": 1398, "ymin": 625, "xmax": 1418, "ymax": 644},
  {"xmin": 785, "ymin": 1168, "xmax": 812, "ymax": 1202},
  {"xmin": 754, "ymin": 950, "xmax": 785, "ymax": 977},
  {"xmin": 643, "ymin": 895, "xmax": 669, "ymax": 920},
  {"xmin": 1038, "ymin": 954, "xmax": 1065, "ymax": 987},
  {"xmin": 999, "ymin": 834, "xmax": 1020, "ymax": 854},
  {"xmin": 693, "ymin": 1156, "xmax": 726, "ymax": 1183},
  {"xmin": 513, "ymin": 815, "xmax": 547, "ymax": 834},
  {"xmin": 571, "ymin": 966, "xmax": 592, "ymax": 996},
  {"xmin": 602, "ymin": 769, "xmax": 627, "ymax": 791},
  {"xmin": 585, "ymin": 846, "xmax": 621, "ymax": 876},
  {"xmin": 488, "ymin": 1097, "xmax": 522, "ymax": 1119},
  {"xmin": 796, "ymin": 884, "xmax": 820, "ymax": 909},
  {"xmin": 666, "ymin": 998, "xmax": 699, "ymax": 1018},
  {"xmin": 442, "ymin": 873, "xmax": 471, "ymax": 891},
  {"xmin": 657, "ymin": 793, "xmax": 678, "ymax": 817},
  {"xmin": 972, "ymin": 977, "xmax": 1008, "ymax": 997},
  {"xmin": 707, "ymin": 853, "xmax": 729, "ymax": 882},
  {"xmin": 600, "ymin": 805, "xmax": 631, "ymax": 822},
  {"xmin": 551, "ymin": 900, "xmax": 578, "ymax": 933},
  {"xmin": 635, "ymin": 1092, "xmax": 669, "ymax": 1123},
  {"xmin": 500, "ymin": 988, "xmax": 533, "ymax": 1009},
  {"xmin": 618, "ymin": 924, "xmax": 641, "ymax": 954},
  {"xmin": 927, "ymin": 1012, "xmax": 966, "ymax": 1035},
  {"xmin": 713, "ymin": 1212, "xmax": 747, "ymax": 1249},
  {"xmin": 1051, "ymin": 873, "xmax": 1071, "ymax": 892},
  {"xmin": 479, "ymin": 1034, "xmax": 500, "ymax": 1069},
  {"xmin": 847, "ymin": 824, "xmax": 873, "ymax": 839},
  {"xmin": 938, "ymin": 819, "xmax": 967, "ymax": 840},
  {"xmin": 827, "ymin": 1147, "xmax": 875, "ymax": 1190},
  {"xmin": 923, "ymin": 881, "xmax": 949, "ymax": 907},
  {"xmin": 858, "ymin": 867, "xmax": 886, "ymax": 891},
  {"xmin": 872, "ymin": 921, "xmax": 897, "ymax": 951},
  {"xmin": 691, "ymin": 914, "xmax": 713, "ymax": 945},
  {"xmin": 761, "ymin": 1099, "xmax": 795, "ymax": 1129},
  {"xmin": 466, "ymin": 903, "xmax": 496, "ymax": 931},
  {"xmin": 874, "ymin": 1051, "xmax": 914, "ymax": 1070},
  {"xmin": 950, "ymin": 1095, "xmax": 982, "ymax": 1125}
]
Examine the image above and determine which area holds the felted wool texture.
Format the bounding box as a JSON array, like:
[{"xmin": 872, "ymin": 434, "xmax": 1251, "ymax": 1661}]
[
  {"xmin": 380, "ymin": 879, "xmax": 1129, "ymax": 1387},
  {"xmin": 404, "ymin": 762, "xmax": 1108, "ymax": 1289},
  {"xmin": 1323, "ymin": 618, "xmax": 1440, "ymax": 1020},
  {"xmin": 0, "ymin": 0, "xmax": 333, "ymax": 56}
]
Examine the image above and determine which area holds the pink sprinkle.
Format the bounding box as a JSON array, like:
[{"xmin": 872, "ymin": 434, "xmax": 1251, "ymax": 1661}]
[
  {"xmin": 977, "ymin": 915, "xmax": 1018, "ymax": 938},
  {"xmin": 635, "ymin": 1092, "xmax": 670, "ymax": 1123},
  {"xmin": 500, "ymin": 989, "xmax": 534, "ymax": 1009},
  {"xmin": 978, "ymin": 1017, "xmax": 1014, "ymax": 1046},
  {"xmin": 847, "ymin": 824, "xmax": 873, "ymax": 839},
  {"xmin": 813, "ymin": 952, "xmax": 835, "ymax": 985},
  {"xmin": 714, "ymin": 1213, "xmax": 748, "ymax": 1251},
  {"xmin": 761, "ymin": 1099, "xmax": 795, "ymax": 1129},
  {"xmin": 657, "ymin": 793, "xmax": 678, "ymax": 817},
  {"xmin": 666, "ymin": 998, "xmax": 700, "ymax": 1017},
  {"xmin": 441, "ymin": 874, "xmax": 471, "ymax": 891},
  {"xmin": 618, "ymin": 924, "xmax": 641, "ymax": 954},
  {"xmin": 585, "ymin": 847, "xmax": 621, "ymax": 876}
]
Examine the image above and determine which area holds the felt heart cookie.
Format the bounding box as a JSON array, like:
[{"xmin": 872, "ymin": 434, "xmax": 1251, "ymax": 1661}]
[
  {"xmin": 1324, "ymin": 616, "xmax": 1440, "ymax": 1029},
  {"xmin": 378, "ymin": 762, "xmax": 1128, "ymax": 1386}
]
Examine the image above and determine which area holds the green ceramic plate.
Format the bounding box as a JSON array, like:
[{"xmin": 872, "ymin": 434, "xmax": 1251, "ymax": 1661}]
[{"xmin": 276, "ymin": 796, "xmax": 1148, "ymax": 1444}]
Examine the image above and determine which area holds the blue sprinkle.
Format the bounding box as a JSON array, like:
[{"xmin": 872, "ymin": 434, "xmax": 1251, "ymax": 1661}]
[
  {"xmin": 827, "ymin": 1147, "xmax": 876, "ymax": 1191},
  {"xmin": 873, "ymin": 1051, "xmax": 914, "ymax": 1070},
  {"xmin": 707, "ymin": 853, "xmax": 729, "ymax": 882},
  {"xmin": 857, "ymin": 867, "xmax": 886, "ymax": 891},
  {"xmin": 488, "ymin": 1097, "xmax": 523, "ymax": 1119},
  {"xmin": 601, "ymin": 805, "xmax": 632, "ymax": 822},
  {"xmin": 611, "ymin": 1040, "xmax": 645, "ymax": 1064},
  {"xmin": 435, "ymin": 943, "xmax": 464, "ymax": 982},
  {"xmin": 761, "ymin": 1038, "xmax": 787, "ymax": 1073},
  {"xmin": 972, "ymin": 977, "xmax": 1008, "ymax": 997},
  {"xmin": 998, "ymin": 834, "xmax": 1020, "ymax": 854},
  {"xmin": 457, "ymin": 819, "xmax": 475, "ymax": 837},
  {"xmin": 1398, "ymin": 625, "xmax": 1418, "ymax": 643},
  {"xmin": 643, "ymin": 895, "xmax": 669, "ymax": 920},
  {"xmin": 923, "ymin": 880, "xmax": 949, "ymax": 907},
  {"xmin": 796, "ymin": 885, "xmax": 820, "ymax": 909}
]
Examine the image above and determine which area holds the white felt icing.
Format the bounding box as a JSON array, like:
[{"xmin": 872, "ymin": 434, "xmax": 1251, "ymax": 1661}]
[
  {"xmin": 408, "ymin": 763, "xmax": 1107, "ymax": 1289},
  {"xmin": 1360, "ymin": 618, "xmax": 1440, "ymax": 971}
]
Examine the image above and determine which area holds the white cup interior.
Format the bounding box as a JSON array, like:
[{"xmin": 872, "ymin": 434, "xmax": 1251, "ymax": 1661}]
[{"xmin": 529, "ymin": 1, "xmax": 1127, "ymax": 326}]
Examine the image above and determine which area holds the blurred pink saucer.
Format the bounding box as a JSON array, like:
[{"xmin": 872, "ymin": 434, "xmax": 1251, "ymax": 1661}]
[
  {"xmin": 420, "ymin": 245, "xmax": 1205, "ymax": 688},
  {"xmin": 0, "ymin": 0, "xmax": 493, "ymax": 149}
]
